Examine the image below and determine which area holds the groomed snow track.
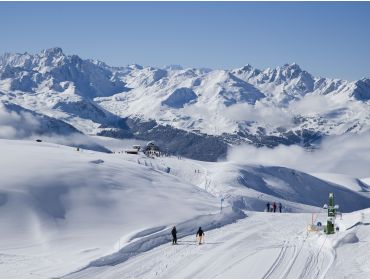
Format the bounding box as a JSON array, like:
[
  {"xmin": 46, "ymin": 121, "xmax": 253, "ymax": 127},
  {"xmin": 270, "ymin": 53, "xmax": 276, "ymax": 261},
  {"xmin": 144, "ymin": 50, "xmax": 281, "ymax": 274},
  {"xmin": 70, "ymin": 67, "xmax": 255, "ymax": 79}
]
[{"xmin": 67, "ymin": 212, "xmax": 336, "ymax": 279}]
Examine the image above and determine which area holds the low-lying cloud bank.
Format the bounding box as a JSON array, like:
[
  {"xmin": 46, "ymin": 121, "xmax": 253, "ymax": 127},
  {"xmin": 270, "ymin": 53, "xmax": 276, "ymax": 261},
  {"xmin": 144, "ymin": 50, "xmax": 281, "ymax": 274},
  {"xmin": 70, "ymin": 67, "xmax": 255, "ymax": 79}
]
[
  {"xmin": 0, "ymin": 103, "xmax": 40, "ymax": 138},
  {"xmin": 224, "ymin": 93, "xmax": 370, "ymax": 129},
  {"xmin": 227, "ymin": 133, "xmax": 370, "ymax": 179},
  {"xmin": 0, "ymin": 103, "xmax": 110, "ymax": 153},
  {"xmin": 223, "ymin": 101, "xmax": 294, "ymax": 128}
]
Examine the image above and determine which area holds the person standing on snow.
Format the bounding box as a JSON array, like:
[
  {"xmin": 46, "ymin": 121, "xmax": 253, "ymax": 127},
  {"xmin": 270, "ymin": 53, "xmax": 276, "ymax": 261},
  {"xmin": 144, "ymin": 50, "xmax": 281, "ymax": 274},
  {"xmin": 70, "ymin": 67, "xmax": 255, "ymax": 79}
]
[
  {"xmin": 273, "ymin": 202, "xmax": 277, "ymax": 213},
  {"xmin": 196, "ymin": 227, "xmax": 205, "ymax": 245},
  {"xmin": 279, "ymin": 202, "xmax": 283, "ymax": 213},
  {"xmin": 171, "ymin": 226, "xmax": 178, "ymax": 245},
  {"xmin": 266, "ymin": 202, "xmax": 270, "ymax": 212}
]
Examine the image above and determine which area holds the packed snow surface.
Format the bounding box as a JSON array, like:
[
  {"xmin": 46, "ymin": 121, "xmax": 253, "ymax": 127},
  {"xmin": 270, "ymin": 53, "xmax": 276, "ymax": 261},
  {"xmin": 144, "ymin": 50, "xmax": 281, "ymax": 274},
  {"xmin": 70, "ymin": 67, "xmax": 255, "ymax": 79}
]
[{"xmin": 70, "ymin": 209, "xmax": 370, "ymax": 279}]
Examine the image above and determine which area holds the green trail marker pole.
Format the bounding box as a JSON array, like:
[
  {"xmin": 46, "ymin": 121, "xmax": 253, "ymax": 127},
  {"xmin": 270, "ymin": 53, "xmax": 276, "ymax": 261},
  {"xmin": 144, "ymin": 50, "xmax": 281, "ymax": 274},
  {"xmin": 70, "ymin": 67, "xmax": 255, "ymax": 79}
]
[{"xmin": 325, "ymin": 192, "xmax": 336, "ymax": 234}]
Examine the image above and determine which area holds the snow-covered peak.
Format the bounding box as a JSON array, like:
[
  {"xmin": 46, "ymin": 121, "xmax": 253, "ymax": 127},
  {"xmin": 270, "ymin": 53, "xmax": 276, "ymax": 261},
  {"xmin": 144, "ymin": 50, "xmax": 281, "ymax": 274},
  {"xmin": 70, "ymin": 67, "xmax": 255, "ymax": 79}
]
[
  {"xmin": 261, "ymin": 63, "xmax": 308, "ymax": 83},
  {"xmin": 0, "ymin": 51, "xmax": 33, "ymax": 70},
  {"xmin": 128, "ymin": 63, "xmax": 144, "ymax": 70},
  {"xmin": 241, "ymin": 63, "xmax": 254, "ymax": 71},
  {"xmin": 0, "ymin": 47, "xmax": 128, "ymax": 98},
  {"xmin": 40, "ymin": 47, "xmax": 64, "ymax": 57},
  {"xmin": 282, "ymin": 62, "xmax": 301, "ymax": 71},
  {"xmin": 231, "ymin": 64, "xmax": 261, "ymax": 79},
  {"xmin": 35, "ymin": 47, "xmax": 69, "ymax": 71},
  {"xmin": 0, "ymin": 47, "xmax": 67, "ymax": 71}
]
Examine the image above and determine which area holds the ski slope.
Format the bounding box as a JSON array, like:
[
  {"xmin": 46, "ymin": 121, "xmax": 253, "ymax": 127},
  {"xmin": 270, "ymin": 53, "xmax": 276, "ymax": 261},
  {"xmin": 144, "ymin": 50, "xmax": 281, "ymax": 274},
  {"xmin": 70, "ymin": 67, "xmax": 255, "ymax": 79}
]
[
  {"xmin": 69, "ymin": 212, "xmax": 327, "ymax": 278},
  {"xmin": 69, "ymin": 209, "xmax": 370, "ymax": 279}
]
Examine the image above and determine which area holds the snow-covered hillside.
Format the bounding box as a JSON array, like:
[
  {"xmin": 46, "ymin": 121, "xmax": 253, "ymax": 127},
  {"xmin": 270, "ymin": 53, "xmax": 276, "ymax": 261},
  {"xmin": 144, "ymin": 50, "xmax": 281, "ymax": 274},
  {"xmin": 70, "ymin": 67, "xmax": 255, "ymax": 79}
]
[
  {"xmin": 0, "ymin": 139, "xmax": 243, "ymax": 278},
  {"xmin": 121, "ymin": 153, "xmax": 370, "ymax": 213},
  {"xmin": 1, "ymin": 48, "xmax": 370, "ymax": 161},
  {"xmin": 1, "ymin": 138, "xmax": 370, "ymax": 278}
]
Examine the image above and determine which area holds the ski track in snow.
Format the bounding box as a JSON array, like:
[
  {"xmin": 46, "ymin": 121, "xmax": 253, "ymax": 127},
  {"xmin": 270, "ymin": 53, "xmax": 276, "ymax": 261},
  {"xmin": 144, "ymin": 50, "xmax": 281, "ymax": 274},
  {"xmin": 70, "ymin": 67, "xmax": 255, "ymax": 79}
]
[
  {"xmin": 262, "ymin": 219, "xmax": 334, "ymax": 279},
  {"xmin": 69, "ymin": 213, "xmax": 336, "ymax": 279}
]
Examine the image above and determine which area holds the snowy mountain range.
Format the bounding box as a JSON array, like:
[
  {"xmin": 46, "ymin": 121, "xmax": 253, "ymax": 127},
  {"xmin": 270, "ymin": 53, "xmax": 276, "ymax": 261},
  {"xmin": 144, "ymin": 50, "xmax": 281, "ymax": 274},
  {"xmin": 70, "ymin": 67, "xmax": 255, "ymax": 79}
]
[{"xmin": 1, "ymin": 47, "xmax": 370, "ymax": 160}]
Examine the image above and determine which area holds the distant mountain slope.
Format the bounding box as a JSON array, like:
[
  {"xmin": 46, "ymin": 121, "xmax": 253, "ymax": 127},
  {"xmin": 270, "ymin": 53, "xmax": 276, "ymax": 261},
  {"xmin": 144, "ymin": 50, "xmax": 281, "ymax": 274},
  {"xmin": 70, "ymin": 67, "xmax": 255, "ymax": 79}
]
[
  {"xmin": 1, "ymin": 48, "xmax": 370, "ymax": 161},
  {"xmin": 161, "ymin": 87, "xmax": 198, "ymax": 108}
]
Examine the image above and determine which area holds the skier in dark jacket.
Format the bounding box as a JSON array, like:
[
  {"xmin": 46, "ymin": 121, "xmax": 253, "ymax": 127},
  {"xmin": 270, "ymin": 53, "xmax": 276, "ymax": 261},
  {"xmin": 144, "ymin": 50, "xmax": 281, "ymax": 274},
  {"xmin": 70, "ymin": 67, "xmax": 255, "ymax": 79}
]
[
  {"xmin": 196, "ymin": 227, "xmax": 204, "ymax": 245},
  {"xmin": 279, "ymin": 202, "xmax": 283, "ymax": 213},
  {"xmin": 266, "ymin": 202, "xmax": 270, "ymax": 212},
  {"xmin": 171, "ymin": 226, "xmax": 177, "ymax": 245},
  {"xmin": 273, "ymin": 202, "xmax": 277, "ymax": 213}
]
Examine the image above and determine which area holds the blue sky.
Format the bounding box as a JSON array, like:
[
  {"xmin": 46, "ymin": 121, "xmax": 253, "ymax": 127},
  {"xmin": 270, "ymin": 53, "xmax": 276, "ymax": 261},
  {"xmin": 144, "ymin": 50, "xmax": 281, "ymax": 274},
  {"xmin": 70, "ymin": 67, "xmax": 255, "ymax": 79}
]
[{"xmin": 1, "ymin": 1, "xmax": 369, "ymax": 80}]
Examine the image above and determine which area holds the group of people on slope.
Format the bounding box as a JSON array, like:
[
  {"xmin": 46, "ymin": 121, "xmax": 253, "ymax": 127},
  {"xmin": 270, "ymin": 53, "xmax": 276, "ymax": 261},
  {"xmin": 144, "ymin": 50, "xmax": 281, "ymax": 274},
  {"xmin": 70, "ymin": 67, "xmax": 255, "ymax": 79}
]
[
  {"xmin": 171, "ymin": 226, "xmax": 205, "ymax": 245},
  {"xmin": 266, "ymin": 202, "xmax": 283, "ymax": 213}
]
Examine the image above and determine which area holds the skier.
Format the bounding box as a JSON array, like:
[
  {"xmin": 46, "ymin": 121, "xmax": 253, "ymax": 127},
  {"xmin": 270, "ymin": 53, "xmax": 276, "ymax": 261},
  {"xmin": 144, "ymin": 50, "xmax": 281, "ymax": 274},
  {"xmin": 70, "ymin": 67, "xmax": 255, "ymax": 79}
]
[
  {"xmin": 266, "ymin": 202, "xmax": 270, "ymax": 212},
  {"xmin": 196, "ymin": 227, "xmax": 204, "ymax": 245},
  {"xmin": 273, "ymin": 202, "xmax": 277, "ymax": 213},
  {"xmin": 171, "ymin": 226, "xmax": 178, "ymax": 245},
  {"xmin": 279, "ymin": 202, "xmax": 283, "ymax": 213}
]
